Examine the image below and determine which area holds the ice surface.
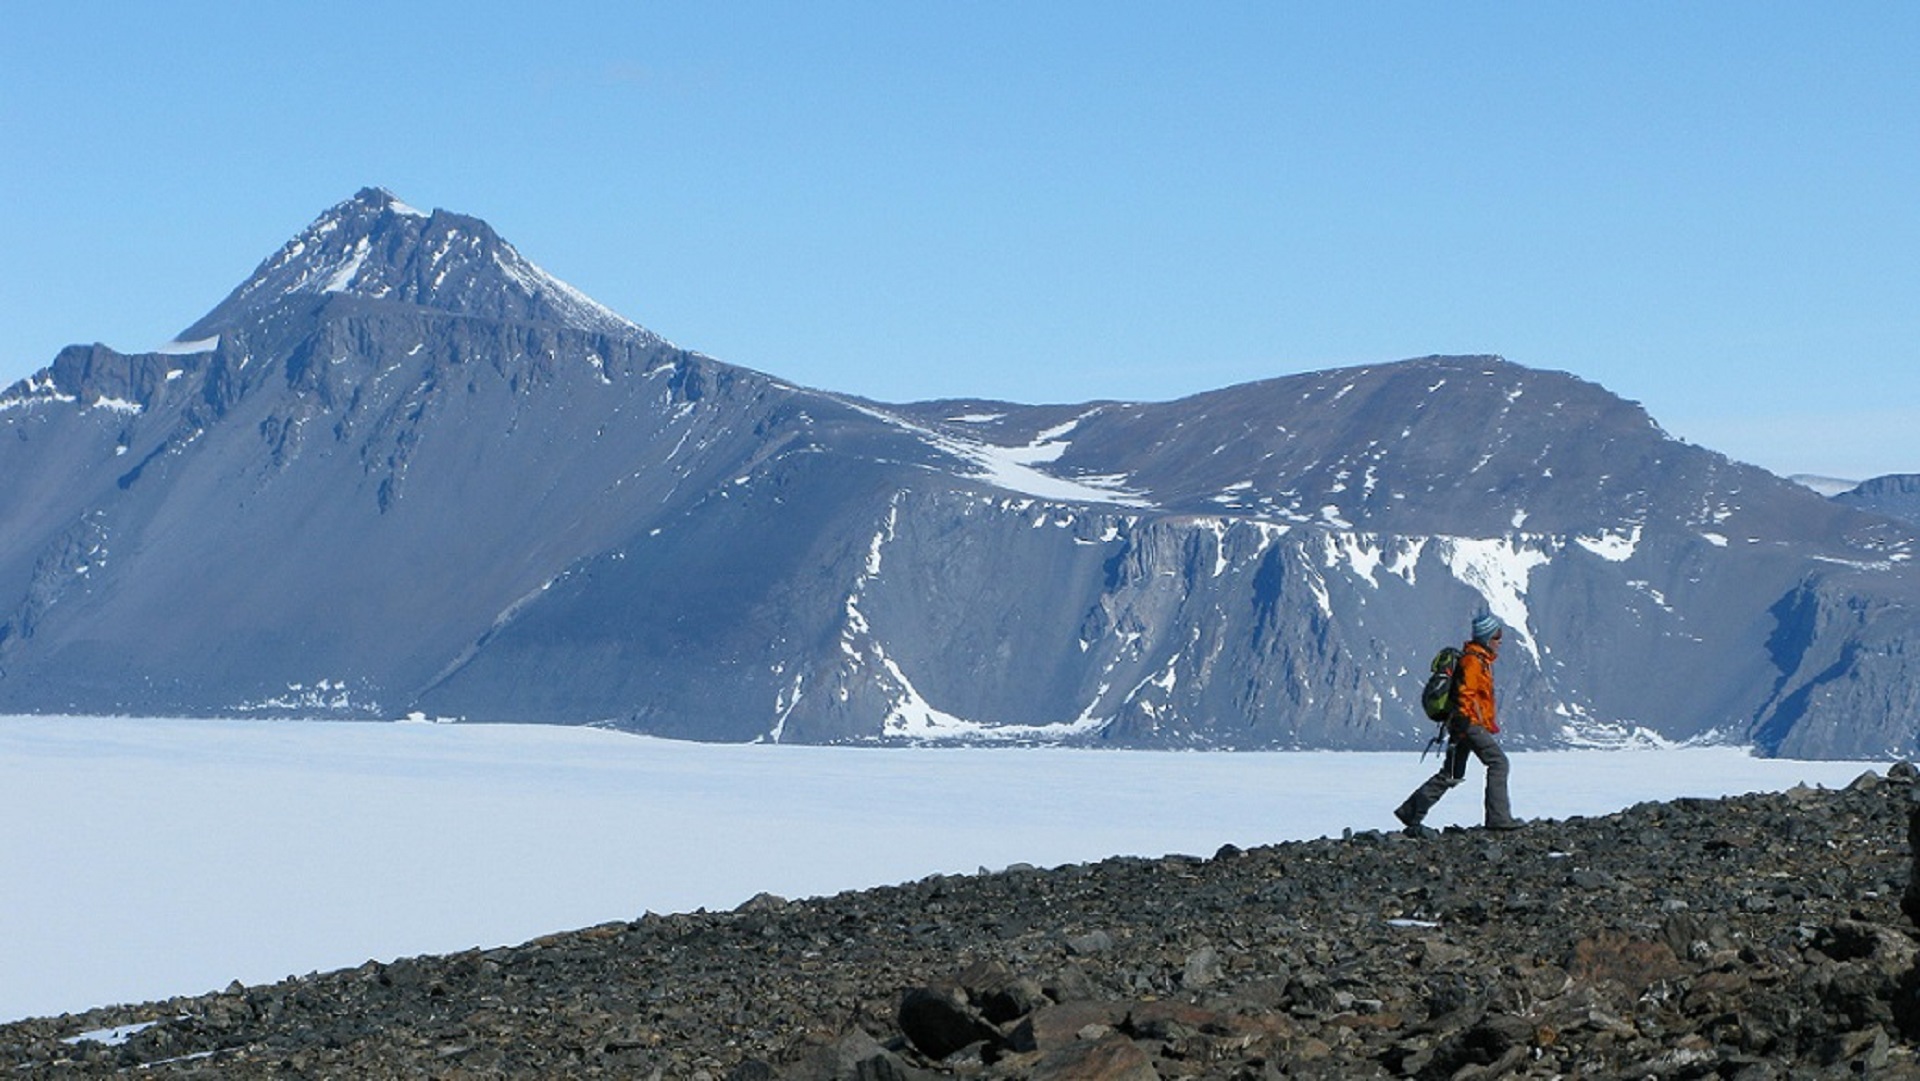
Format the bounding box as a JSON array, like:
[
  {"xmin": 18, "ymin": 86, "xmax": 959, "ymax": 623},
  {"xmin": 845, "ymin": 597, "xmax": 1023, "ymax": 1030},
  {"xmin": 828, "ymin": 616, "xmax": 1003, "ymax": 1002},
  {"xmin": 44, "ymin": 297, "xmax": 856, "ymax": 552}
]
[{"xmin": 0, "ymin": 716, "xmax": 1889, "ymax": 1025}]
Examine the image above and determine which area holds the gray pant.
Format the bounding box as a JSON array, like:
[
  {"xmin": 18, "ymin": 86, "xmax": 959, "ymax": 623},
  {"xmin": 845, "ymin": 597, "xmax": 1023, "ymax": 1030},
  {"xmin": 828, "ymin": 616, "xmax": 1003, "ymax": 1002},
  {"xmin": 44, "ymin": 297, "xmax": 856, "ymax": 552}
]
[{"xmin": 1397, "ymin": 724, "xmax": 1515, "ymax": 828}]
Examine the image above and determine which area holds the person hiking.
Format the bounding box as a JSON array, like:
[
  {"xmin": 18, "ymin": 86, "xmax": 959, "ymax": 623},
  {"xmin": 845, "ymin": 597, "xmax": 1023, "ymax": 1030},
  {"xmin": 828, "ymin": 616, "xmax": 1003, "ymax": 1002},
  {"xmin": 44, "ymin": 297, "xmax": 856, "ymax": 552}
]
[{"xmin": 1394, "ymin": 614, "xmax": 1523, "ymax": 835}]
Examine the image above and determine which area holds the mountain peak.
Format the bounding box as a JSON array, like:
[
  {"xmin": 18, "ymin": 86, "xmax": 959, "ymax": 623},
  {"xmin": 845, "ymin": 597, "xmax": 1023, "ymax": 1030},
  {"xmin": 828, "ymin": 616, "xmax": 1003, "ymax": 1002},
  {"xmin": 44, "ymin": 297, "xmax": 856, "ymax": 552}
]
[
  {"xmin": 347, "ymin": 186, "xmax": 428, "ymax": 218},
  {"xmin": 173, "ymin": 189, "xmax": 656, "ymax": 345}
]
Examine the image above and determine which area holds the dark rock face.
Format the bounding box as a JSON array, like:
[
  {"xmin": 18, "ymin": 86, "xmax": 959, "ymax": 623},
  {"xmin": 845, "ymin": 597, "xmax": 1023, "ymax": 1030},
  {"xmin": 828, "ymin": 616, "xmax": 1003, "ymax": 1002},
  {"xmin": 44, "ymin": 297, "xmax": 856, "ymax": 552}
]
[
  {"xmin": 2, "ymin": 189, "xmax": 1918, "ymax": 756},
  {"xmin": 1838, "ymin": 474, "xmax": 1920, "ymax": 527},
  {"xmin": 7, "ymin": 771, "xmax": 1920, "ymax": 1078}
]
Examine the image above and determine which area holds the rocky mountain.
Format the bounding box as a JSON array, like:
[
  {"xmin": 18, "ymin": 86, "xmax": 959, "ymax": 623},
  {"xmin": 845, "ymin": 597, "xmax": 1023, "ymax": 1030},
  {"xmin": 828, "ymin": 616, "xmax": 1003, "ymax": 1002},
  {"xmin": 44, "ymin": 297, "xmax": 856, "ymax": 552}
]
[
  {"xmin": 5, "ymin": 768, "xmax": 1918, "ymax": 1078},
  {"xmin": 1837, "ymin": 475, "xmax": 1920, "ymax": 527},
  {"xmin": 2, "ymin": 188, "xmax": 1917, "ymax": 757}
]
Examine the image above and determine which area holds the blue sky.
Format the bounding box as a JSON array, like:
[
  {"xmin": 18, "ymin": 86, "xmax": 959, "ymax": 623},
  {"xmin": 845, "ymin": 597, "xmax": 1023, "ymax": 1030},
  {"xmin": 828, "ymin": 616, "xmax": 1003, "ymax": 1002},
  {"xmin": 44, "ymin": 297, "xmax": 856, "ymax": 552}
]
[{"xmin": 3, "ymin": 3, "xmax": 1915, "ymax": 479}]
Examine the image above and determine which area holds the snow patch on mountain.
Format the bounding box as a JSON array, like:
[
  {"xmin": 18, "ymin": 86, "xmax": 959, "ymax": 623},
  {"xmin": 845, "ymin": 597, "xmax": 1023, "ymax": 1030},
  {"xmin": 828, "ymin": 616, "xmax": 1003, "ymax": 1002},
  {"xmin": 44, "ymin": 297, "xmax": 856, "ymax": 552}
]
[
  {"xmin": 236, "ymin": 679, "xmax": 378, "ymax": 715},
  {"xmin": 839, "ymin": 580, "xmax": 1110, "ymax": 744},
  {"xmin": 1575, "ymin": 525, "xmax": 1642, "ymax": 562},
  {"xmin": 1435, "ymin": 536, "xmax": 1551, "ymax": 663},
  {"xmin": 323, "ymin": 237, "xmax": 372, "ymax": 293},
  {"xmin": 1324, "ymin": 533, "xmax": 1425, "ymax": 588},
  {"xmin": 844, "ymin": 401, "xmax": 1156, "ymax": 508},
  {"xmin": 0, "ymin": 373, "xmax": 77, "ymax": 412},
  {"xmin": 878, "ymin": 675, "xmax": 1111, "ymax": 744}
]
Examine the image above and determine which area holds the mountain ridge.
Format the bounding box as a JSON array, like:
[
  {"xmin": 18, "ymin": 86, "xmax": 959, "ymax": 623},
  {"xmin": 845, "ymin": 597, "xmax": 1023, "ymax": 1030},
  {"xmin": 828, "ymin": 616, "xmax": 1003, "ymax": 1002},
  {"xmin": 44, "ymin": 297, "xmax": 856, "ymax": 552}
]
[
  {"xmin": 1, "ymin": 190, "xmax": 1916, "ymax": 757},
  {"xmin": 1837, "ymin": 474, "xmax": 1920, "ymax": 526}
]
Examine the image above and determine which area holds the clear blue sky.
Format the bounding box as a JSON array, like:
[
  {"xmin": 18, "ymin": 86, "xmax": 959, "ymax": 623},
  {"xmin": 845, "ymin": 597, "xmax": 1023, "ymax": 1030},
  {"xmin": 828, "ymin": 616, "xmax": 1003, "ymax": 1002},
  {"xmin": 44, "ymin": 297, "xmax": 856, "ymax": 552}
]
[{"xmin": 3, "ymin": 3, "xmax": 1915, "ymax": 480}]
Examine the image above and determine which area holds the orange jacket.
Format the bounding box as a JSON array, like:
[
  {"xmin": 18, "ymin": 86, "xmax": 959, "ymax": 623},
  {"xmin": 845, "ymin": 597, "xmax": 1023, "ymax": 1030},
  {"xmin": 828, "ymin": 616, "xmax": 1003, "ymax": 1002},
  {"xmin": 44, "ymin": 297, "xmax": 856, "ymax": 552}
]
[{"xmin": 1454, "ymin": 640, "xmax": 1498, "ymax": 734}]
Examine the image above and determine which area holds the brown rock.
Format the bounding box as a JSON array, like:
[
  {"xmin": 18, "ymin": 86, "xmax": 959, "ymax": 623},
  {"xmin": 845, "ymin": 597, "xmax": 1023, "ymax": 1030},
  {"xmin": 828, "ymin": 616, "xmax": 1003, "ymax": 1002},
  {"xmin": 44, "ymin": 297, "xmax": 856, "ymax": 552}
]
[
  {"xmin": 1029, "ymin": 1033, "xmax": 1159, "ymax": 1081},
  {"xmin": 1567, "ymin": 931, "xmax": 1685, "ymax": 991},
  {"xmin": 1126, "ymin": 999, "xmax": 1226, "ymax": 1040},
  {"xmin": 1010, "ymin": 1001, "xmax": 1132, "ymax": 1054}
]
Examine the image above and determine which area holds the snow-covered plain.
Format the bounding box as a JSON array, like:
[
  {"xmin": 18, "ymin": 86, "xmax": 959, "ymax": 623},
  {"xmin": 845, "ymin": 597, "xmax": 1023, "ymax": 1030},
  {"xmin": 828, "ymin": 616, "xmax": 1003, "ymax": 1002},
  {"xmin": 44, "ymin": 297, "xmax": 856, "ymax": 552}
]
[{"xmin": 0, "ymin": 716, "xmax": 1892, "ymax": 1024}]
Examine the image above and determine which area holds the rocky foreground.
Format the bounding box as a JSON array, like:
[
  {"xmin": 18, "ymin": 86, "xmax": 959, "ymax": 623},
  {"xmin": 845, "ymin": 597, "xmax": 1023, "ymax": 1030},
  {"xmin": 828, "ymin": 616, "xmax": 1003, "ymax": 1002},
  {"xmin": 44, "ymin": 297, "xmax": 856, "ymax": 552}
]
[{"xmin": 9, "ymin": 768, "xmax": 1920, "ymax": 1079}]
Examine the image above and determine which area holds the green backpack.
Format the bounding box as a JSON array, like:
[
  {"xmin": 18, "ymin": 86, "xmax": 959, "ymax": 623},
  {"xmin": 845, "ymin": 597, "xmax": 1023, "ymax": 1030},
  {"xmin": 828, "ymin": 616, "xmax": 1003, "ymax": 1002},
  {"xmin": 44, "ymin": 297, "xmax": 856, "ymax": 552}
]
[{"xmin": 1420, "ymin": 646, "xmax": 1463, "ymax": 722}]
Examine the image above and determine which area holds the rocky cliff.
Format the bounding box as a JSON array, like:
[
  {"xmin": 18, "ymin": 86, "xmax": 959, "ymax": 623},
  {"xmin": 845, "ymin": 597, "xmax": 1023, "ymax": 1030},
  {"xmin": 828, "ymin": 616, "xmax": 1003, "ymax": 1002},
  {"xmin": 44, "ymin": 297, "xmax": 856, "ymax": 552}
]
[
  {"xmin": 6, "ymin": 770, "xmax": 1919, "ymax": 1078},
  {"xmin": 1838, "ymin": 475, "xmax": 1920, "ymax": 527}
]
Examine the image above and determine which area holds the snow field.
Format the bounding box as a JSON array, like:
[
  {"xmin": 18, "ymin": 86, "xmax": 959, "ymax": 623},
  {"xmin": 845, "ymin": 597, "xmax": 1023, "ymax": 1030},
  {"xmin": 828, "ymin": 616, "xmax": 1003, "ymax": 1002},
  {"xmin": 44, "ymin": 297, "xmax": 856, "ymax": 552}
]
[{"xmin": 0, "ymin": 716, "xmax": 1890, "ymax": 1024}]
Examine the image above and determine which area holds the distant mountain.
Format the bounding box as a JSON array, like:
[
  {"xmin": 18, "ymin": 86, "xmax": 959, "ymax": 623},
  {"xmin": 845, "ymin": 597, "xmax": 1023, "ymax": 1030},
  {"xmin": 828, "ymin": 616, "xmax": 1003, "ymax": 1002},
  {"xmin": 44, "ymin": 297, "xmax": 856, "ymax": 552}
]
[
  {"xmin": 175, "ymin": 187, "xmax": 652, "ymax": 346},
  {"xmin": 1835, "ymin": 475, "xmax": 1920, "ymax": 526},
  {"xmin": 2, "ymin": 190, "xmax": 1917, "ymax": 758},
  {"xmin": 1791, "ymin": 474, "xmax": 1865, "ymax": 498}
]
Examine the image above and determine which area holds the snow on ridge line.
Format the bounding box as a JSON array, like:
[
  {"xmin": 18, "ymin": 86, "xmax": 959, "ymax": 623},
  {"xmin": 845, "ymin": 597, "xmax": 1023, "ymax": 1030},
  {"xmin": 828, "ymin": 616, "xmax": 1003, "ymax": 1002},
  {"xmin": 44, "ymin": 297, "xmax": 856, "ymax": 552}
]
[
  {"xmin": 492, "ymin": 244, "xmax": 647, "ymax": 333},
  {"xmin": 838, "ymin": 399, "xmax": 1156, "ymax": 509},
  {"xmin": 0, "ymin": 393, "xmax": 53, "ymax": 413},
  {"xmin": 1323, "ymin": 532, "xmax": 1425, "ymax": 589},
  {"xmin": 0, "ymin": 375, "xmax": 78, "ymax": 412}
]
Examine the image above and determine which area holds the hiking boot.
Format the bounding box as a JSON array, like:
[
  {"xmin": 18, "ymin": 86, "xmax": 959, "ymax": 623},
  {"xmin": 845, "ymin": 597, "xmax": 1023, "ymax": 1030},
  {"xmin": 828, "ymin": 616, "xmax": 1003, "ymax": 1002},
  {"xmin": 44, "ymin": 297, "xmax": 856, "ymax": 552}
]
[
  {"xmin": 1394, "ymin": 806, "xmax": 1433, "ymax": 838},
  {"xmin": 1485, "ymin": 819, "xmax": 1526, "ymax": 831}
]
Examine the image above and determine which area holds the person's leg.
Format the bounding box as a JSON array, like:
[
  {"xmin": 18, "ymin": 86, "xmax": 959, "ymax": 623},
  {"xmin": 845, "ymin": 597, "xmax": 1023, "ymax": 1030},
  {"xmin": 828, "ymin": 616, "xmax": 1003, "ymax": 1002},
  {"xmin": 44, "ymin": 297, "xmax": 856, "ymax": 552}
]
[
  {"xmin": 1397, "ymin": 739, "xmax": 1469, "ymax": 828},
  {"xmin": 1460, "ymin": 727, "xmax": 1517, "ymax": 827}
]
